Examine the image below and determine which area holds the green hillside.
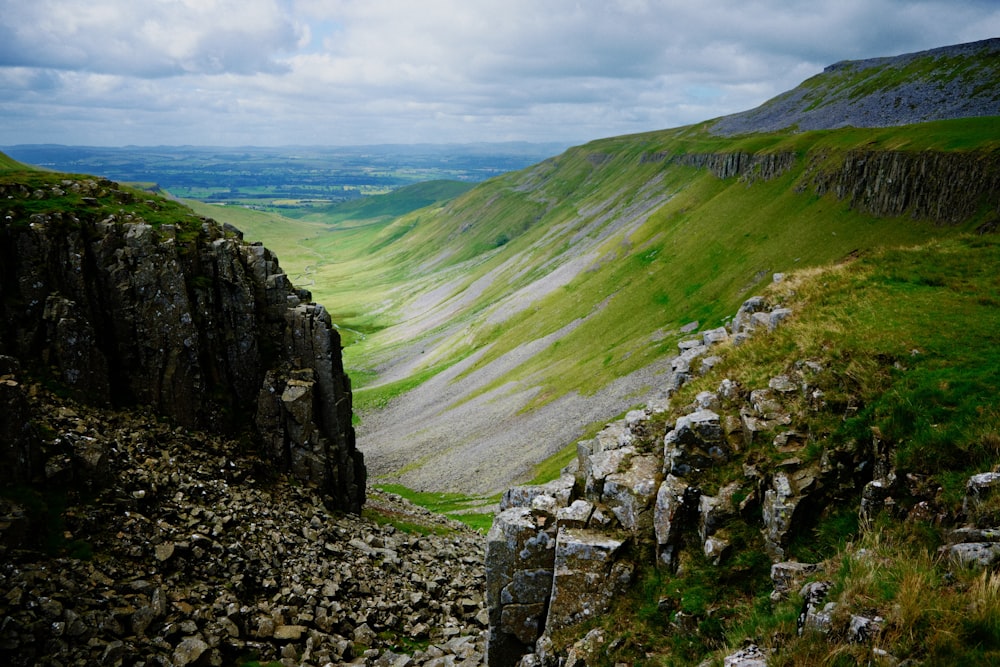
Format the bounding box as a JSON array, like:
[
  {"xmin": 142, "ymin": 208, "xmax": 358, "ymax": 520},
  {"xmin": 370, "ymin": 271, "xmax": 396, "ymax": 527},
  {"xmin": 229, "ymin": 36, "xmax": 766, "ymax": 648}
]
[
  {"xmin": 184, "ymin": 38, "xmax": 1000, "ymax": 496},
  {"xmin": 286, "ymin": 179, "xmax": 475, "ymax": 224},
  {"xmin": 198, "ymin": 114, "xmax": 997, "ymax": 496}
]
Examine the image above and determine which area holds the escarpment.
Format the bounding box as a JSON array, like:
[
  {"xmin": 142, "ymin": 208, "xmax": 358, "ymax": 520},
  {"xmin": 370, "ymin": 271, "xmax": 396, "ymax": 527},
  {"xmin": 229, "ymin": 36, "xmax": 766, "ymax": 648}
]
[
  {"xmin": 0, "ymin": 175, "xmax": 364, "ymax": 511},
  {"xmin": 646, "ymin": 147, "xmax": 1000, "ymax": 226}
]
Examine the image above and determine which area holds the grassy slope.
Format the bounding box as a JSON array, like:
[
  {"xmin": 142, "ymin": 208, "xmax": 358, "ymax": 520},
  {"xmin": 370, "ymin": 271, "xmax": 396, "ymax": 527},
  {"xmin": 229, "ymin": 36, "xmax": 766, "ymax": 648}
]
[
  {"xmin": 0, "ymin": 151, "xmax": 34, "ymax": 172},
  {"xmin": 590, "ymin": 233, "xmax": 1000, "ymax": 665},
  {"xmin": 343, "ymin": 118, "xmax": 997, "ymax": 400},
  {"xmin": 193, "ymin": 118, "xmax": 998, "ymax": 494}
]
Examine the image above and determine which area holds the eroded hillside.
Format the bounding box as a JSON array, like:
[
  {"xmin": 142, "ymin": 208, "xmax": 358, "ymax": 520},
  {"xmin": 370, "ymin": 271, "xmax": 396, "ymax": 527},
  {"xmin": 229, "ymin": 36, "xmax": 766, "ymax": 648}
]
[{"xmin": 345, "ymin": 118, "xmax": 1000, "ymax": 495}]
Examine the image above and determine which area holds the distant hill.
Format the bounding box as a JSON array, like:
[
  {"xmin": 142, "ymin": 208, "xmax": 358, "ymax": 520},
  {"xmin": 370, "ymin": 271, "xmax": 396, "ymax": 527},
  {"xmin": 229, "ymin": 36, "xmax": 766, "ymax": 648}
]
[
  {"xmin": 712, "ymin": 37, "xmax": 1000, "ymax": 135},
  {"xmin": 286, "ymin": 179, "xmax": 475, "ymax": 224}
]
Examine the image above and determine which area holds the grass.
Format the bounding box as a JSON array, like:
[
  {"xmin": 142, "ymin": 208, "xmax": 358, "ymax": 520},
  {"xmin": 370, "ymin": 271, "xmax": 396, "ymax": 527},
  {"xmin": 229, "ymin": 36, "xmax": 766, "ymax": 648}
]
[
  {"xmin": 375, "ymin": 484, "xmax": 498, "ymax": 532},
  {"xmin": 187, "ymin": 117, "xmax": 999, "ymax": 497},
  {"xmin": 561, "ymin": 232, "xmax": 1000, "ymax": 665},
  {"xmin": 0, "ymin": 151, "xmax": 33, "ymax": 172}
]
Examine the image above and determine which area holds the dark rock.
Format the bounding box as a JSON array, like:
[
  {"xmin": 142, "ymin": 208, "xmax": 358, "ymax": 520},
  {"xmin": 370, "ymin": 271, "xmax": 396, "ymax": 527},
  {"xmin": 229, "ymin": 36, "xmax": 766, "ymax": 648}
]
[{"xmin": 0, "ymin": 190, "xmax": 364, "ymax": 511}]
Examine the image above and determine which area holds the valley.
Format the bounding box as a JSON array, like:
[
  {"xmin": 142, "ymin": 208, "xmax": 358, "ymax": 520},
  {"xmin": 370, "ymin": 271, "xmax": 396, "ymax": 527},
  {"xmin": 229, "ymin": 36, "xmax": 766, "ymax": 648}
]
[
  {"xmin": 192, "ymin": 116, "xmax": 1000, "ymax": 499},
  {"xmin": 2, "ymin": 37, "xmax": 999, "ymax": 667}
]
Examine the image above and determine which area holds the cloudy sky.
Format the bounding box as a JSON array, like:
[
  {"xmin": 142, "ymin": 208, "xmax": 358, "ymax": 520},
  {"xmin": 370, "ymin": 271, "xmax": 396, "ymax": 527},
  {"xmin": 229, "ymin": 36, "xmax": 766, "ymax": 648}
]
[{"xmin": 0, "ymin": 0, "xmax": 997, "ymax": 147}]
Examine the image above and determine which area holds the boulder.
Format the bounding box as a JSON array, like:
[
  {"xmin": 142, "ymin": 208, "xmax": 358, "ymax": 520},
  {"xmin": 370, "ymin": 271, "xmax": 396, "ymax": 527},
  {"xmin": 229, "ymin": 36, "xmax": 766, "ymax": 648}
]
[
  {"xmin": 602, "ymin": 454, "xmax": 660, "ymax": 533},
  {"xmin": 770, "ymin": 561, "xmax": 821, "ymax": 601},
  {"xmin": 486, "ymin": 508, "xmax": 557, "ymax": 667},
  {"xmin": 664, "ymin": 409, "xmax": 729, "ymax": 476},
  {"xmin": 544, "ymin": 528, "xmax": 630, "ymax": 633},
  {"xmin": 762, "ymin": 469, "xmax": 818, "ymax": 562},
  {"xmin": 654, "ymin": 475, "xmax": 699, "ymax": 568},
  {"xmin": 501, "ymin": 475, "xmax": 575, "ymax": 511},
  {"xmin": 723, "ymin": 643, "xmax": 769, "ymax": 667}
]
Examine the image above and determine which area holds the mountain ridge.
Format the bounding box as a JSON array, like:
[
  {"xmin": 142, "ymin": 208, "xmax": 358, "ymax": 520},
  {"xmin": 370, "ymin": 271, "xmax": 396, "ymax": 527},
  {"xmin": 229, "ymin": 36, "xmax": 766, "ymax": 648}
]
[{"xmin": 710, "ymin": 37, "xmax": 1000, "ymax": 136}]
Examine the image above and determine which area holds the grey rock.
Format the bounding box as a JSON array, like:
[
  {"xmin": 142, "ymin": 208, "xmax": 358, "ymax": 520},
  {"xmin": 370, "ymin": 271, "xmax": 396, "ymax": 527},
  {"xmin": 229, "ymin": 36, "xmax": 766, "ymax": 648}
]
[
  {"xmin": 556, "ymin": 500, "xmax": 594, "ymax": 529},
  {"xmin": 654, "ymin": 475, "xmax": 699, "ymax": 568},
  {"xmin": 664, "ymin": 409, "xmax": 729, "ymax": 476},
  {"xmin": 602, "ymin": 454, "xmax": 659, "ymax": 533},
  {"xmin": 947, "ymin": 542, "xmax": 1000, "ymax": 568},
  {"xmin": 172, "ymin": 637, "xmax": 209, "ymax": 666},
  {"xmin": 501, "ymin": 475, "xmax": 575, "ymax": 511},
  {"xmin": 964, "ymin": 472, "xmax": 1000, "ymax": 517},
  {"xmin": 723, "ymin": 643, "xmax": 769, "ymax": 667},
  {"xmin": 544, "ymin": 529, "xmax": 628, "ymax": 633},
  {"xmin": 770, "ymin": 561, "xmax": 820, "ymax": 601}
]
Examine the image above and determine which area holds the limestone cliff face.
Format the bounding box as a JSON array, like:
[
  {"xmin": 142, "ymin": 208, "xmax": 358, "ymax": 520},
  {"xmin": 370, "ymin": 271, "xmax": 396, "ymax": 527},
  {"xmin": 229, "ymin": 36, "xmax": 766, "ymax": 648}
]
[
  {"xmin": 808, "ymin": 149, "xmax": 1000, "ymax": 224},
  {"xmin": 652, "ymin": 147, "xmax": 1000, "ymax": 226},
  {"xmin": 0, "ymin": 176, "xmax": 364, "ymax": 511}
]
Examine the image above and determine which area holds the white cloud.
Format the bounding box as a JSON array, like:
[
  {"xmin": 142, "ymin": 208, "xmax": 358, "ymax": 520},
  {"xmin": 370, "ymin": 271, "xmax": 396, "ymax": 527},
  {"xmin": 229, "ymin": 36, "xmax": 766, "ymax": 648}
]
[
  {"xmin": 0, "ymin": 0, "xmax": 302, "ymax": 76},
  {"xmin": 0, "ymin": 0, "xmax": 997, "ymax": 146}
]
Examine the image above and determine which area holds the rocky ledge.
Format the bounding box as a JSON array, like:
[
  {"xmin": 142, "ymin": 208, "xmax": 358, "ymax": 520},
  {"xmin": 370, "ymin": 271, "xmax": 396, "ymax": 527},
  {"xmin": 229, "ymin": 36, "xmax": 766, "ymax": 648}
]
[
  {"xmin": 0, "ymin": 175, "xmax": 364, "ymax": 510},
  {"xmin": 0, "ymin": 373, "xmax": 486, "ymax": 667}
]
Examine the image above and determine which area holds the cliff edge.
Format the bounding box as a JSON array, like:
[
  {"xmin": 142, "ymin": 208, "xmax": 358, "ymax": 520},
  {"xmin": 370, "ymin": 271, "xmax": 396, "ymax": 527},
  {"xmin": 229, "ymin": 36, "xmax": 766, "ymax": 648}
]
[{"xmin": 0, "ymin": 168, "xmax": 365, "ymax": 512}]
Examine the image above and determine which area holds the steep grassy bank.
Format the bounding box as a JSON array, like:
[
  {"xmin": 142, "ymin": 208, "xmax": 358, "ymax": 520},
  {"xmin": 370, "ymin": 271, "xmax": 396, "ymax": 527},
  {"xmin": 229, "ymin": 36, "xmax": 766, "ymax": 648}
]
[
  {"xmin": 564, "ymin": 232, "xmax": 1000, "ymax": 665},
  {"xmin": 193, "ymin": 114, "xmax": 999, "ymax": 495},
  {"xmin": 204, "ymin": 116, "xmax": 995, "ymax": 493}
]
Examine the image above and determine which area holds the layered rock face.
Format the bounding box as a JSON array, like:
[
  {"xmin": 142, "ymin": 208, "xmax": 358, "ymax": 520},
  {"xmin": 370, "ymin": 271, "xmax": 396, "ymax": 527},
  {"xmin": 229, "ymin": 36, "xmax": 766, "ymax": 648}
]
[{"xmin": 0, "ymin": 176, "xmax": 364, "ymax": 511}]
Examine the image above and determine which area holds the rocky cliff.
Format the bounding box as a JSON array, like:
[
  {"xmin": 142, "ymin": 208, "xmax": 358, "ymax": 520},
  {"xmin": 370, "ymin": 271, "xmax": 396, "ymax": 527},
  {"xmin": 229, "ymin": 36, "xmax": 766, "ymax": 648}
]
[
  {"xmin": 649, "ymin": 145, "xmax": 1000, "ymax": 227},
  {"xmin": 0, "ymin": 171, "xmax": 364, "ymax": 512}
]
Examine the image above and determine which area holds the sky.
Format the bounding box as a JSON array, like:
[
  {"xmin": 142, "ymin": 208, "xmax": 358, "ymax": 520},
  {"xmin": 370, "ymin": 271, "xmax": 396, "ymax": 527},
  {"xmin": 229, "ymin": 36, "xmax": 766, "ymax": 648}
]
[{"xmin": 0, "ymin": 1, "xmax": 997, "ymax": 147}]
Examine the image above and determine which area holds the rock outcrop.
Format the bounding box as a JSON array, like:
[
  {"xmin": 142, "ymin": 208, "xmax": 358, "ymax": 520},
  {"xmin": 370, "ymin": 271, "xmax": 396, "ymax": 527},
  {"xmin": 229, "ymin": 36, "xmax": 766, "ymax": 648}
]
[
  {"xmin": 655, "ymin": 145, "xmax": 1000, "ymax": 227},
  {"xmin": 485, "ymin": 297, "xmax": 805, "ymax": 667},
  {"xmin": 0, "ymin": 175, "xmax": 364, "ymax": 511}
]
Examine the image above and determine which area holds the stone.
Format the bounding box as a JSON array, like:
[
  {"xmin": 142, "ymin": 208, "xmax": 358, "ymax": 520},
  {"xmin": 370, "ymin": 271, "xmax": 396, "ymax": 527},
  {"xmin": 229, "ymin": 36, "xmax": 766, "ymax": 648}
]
[
  {"xmin": 947, "ymin": 542, "xmax": 1000, "ymax": 568},
  {"xmin": 848, "ymin": 614, "xmax": 883, "ymax": 643},
  {"xmin": 964, "ymin": 472, "xmax": 1000, "ymax": 518},
  {"xmin": 544, "ymin": 528, "xmax": 628, "ymax": 633},
  {"xmin": 762, "ymin": 473, "xmax": 799, "ymax": 562},
  {"xmin": 274, "ymin": 624, "xmax": 307, "ymax": 640},
  {"xmin": 770, "ymin": 562, "xmax": 820, "ymax": 601},
  {"xmin": 703, "ymin": 533, "xmax": 731, "ymax": 565},
  {"xmin": 664, "ymin": 409, "xmax": 729, "ymax": 476},
  {"xmin": 500, "ymin": 603, "xmax": 548, "ymax": 645},
  {"xmin": 556, "ymin": 500, "xmax": 594, "ymax": 529},
  {"xmin": 703, "ymin": 327, "xmax": 729, "ymax": 346},
  {"xmin": 0, "ymin": 370, "xmax": 36, "ymax": 487},
  {"xmin": 654, "ymin": 475, "xmax": 698, "ymax": 568},
  {"xmin": 0, "ymin": 191, "xmax": 365, "ymax": 512},
  {"xmin": 797, "ymin": 581, "xmax": 833, "ymax": 635},
  {"xmin": 172, "ymin": 637, "xmax": 209, "ymax": 666},
  {"xmin": 860, "ymin": 476, "xmax": 896, "ymax": 522},
  {"xmin": 501, "ymin": 475, "xmax": 575, "ymax": 511},
  {"xmin": 723, "ymin": 643, "xmax": 769, "ymax": 666},
  {"xmin": 501, "ymin": 570, "xmax": 554, "ymax": 606},
  {"xmin": 602, "ymin": 454, "xmax": 659, "ymax": 533},
  {"xmin": 486, "ymin": 508, "xmax": 557, "ymax": 667},
  {"xmin": 731, "ymin": 296, "xmax": 768, "ymax": 334},
  {"xmin": 768, "ymin": 375, "xmax": 797, "ymax": 393},
  {"xmin": 582, "ymin": 446, "xmax": 635, "ymax": 497}
]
